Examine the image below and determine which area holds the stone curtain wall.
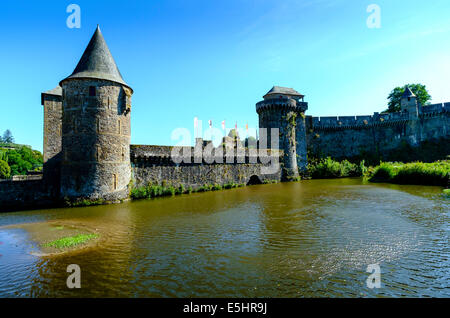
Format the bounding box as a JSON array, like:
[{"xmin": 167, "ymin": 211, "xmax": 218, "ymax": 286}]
[
  {"xmin": 130, "ymin": 145, "xmax": 282, "ymax": 189},
  {"xmin": 307, "ymin": 108, "xmax": 449, "ymax": 160},
  {"xmin": 0, "ymin": 178, "xmax": 54, "ymax": 212}
]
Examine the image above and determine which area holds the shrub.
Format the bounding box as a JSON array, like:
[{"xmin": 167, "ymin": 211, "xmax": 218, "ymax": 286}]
[
  {"xmin": 369, "ymin": 162, "xmax": 397, "ymax": 182},
  {"xmin": 368, "ymin": 161, "xmax": 449, "ymax": 186},
  {"xmin": 308, "ymin": 157, "xmax": 363, "ymax": 179},
  {"xmin": 0, "ymin": 159, "xmax": 10, "ymax": 179}
]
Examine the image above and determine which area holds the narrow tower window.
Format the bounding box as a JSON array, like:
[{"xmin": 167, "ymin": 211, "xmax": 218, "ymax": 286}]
[
  {"xmin": 113, "ymin": 174, "xmax": 118, "ymax": 190},
  {"xmin": 89, "ymin": 86, "xmax": 96, "ymax": 97},
  {"xmin": 118, "ymin": 120, "xmax": 121, "ymax": 134}
]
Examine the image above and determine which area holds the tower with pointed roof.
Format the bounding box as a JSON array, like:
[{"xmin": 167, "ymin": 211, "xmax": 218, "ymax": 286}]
[
  {"xmin": 59, "ymin": 26, "xmax": 133, "ymax": 201},
  {"xmin": 401, "ymin": 86, "xmax": 419, "ymax": 119},
  {"xmin": 256, "ymin": 86, "xmax": 309, "ymax": 179}
]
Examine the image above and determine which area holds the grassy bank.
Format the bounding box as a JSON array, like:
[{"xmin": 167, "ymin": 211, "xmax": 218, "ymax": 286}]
[
  {"xmin": 368, "ymin": 161, "xmax": 449, "ymax": 186},
  {"xmin": 308, "ymin": 157, "xmax": 367, "ymax": 179},
  {"xmin": 130, "ymin": 182, "xmax": 245, "ymax": 200}
]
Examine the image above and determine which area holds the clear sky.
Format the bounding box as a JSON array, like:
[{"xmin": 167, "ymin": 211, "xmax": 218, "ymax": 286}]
[{"xmin": 0, "ymin": 0, "xmax": 449, "ymax": 151}]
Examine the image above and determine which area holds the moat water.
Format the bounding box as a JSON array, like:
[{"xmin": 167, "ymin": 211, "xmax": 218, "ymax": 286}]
[{"xmin": 0, "ymin": 178, "xmax": 448, "ymax": 297}]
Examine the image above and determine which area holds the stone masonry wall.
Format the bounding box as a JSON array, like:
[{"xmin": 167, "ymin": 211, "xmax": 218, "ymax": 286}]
[
  {"xmin": 0, "ymin": 178, "xmax": 55, "ymax": 212},
  {"xmin": 60, "ymin": 79, "xmax": 131, "ymax": 201},
  {"xmin": 130, "ymin": 145, "xmax": 282, "ymax": 189},
  {"xmin": 307, "ymin": 107, "xmax": 449, "ymax": 161},
  {"xmin": 42, "ymin": 93, "xmax": 63, "ymax": 196}
]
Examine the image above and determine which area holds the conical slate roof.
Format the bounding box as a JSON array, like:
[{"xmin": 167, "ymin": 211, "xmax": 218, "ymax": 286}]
[
  {"xmin": 264, "ymin": 86, "xmax": 304, "ymax": 98},
  {"xmin": 61, "ymin": 25, "xmax": 132, "ymax": 91},
  {"xmin": 402, "ymin": 86, "xmax": 416, "ymax": 98}
]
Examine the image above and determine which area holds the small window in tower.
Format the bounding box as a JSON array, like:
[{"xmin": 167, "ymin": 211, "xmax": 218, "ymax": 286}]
[
  {"xmin": 89, "ymin": 86, "xmax": 96, "ymax": 97},
  {"xmin": 113, "ymin": 174, "xmax": 118, "ymax": 190},
  {"xmin": 118, "ymin": 120, "xmax": 121, "ymax": 134},
  {"xmin": 408, "ymin": 97, "xmax": 411, "ymax": 101}
]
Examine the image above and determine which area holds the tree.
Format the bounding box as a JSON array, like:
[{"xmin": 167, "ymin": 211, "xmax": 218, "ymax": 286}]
[
  {"xmin": 2, "ymin": 129, "xmax": 14, "ymax": 143},
  {"xmin": 0, "ymin": 159, "xmax": 10, "ymax": 179},
  {"xmin": 386, "ymin": 84, "xmax": 431, "ymax": 113},
  {"xmin": 3, "ymin": 146, "xmax": 42, "ymax": 176},
  {"xmin": 244, "ymin": 136, "xmax": 257, "ymax": 149},
  {"xmin": 228, "ymin": 129, "xmax": 240, "ymax": 139}
]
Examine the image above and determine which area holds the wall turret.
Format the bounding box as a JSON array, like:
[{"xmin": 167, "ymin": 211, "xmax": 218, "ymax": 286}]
[
  {"xmin": 256, "ymin": 86, "xmax": 308, "ymax": 179},
  {"xmin": 59, "ymin": 26, "xmax": 133, "ymax": 201},
  {"xmin": 401, "ymin": 86, "xmax": 419, "ymax": 119}
]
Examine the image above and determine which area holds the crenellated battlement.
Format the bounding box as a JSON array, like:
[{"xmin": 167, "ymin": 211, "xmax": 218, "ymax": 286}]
[
  {"xmin": 130, "ymin": 144, "xmax": 283, "ymax": 165},
  {"xmin": 256, "ymin": 98, "xmax": 308, "ymax": 114},
  {"xmin": 312, "ymin": 103, "xmax": 449, "ymax": 131}
]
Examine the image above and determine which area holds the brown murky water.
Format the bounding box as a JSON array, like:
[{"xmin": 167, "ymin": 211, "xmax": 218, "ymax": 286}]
[{"xmin": 0, "ymin": 178, "xmax": 448, "ymax": 297}]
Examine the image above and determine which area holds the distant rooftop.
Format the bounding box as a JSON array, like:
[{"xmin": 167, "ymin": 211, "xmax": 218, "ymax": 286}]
[{"xmin": 60, "ymin": 25, "xmax": 132, "ymax": 91}]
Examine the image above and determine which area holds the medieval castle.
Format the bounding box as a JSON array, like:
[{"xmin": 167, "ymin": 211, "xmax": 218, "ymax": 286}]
[{"xmin": 0, "ymin": 26, "xmax": 449, "ymax": 210}]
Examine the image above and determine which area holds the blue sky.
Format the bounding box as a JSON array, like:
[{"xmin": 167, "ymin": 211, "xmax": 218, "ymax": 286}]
[{"xmin": 0, "ymin": 0, "xmax": 449, "ymax": 151}]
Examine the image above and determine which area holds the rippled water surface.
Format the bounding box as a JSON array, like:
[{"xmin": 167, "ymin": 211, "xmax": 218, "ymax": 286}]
[{"xmin": 0, "ymin": 178, "xmax": 448, "ymax": 297}]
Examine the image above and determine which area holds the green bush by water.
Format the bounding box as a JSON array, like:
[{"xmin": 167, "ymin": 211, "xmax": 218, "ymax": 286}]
[
  {"xmin": 308, "ymin": 157, "xmax": 366, "ymax": 179},
  {"xmin": 368, "ymin": 161, "xmax": 449, "ymax": 186}
]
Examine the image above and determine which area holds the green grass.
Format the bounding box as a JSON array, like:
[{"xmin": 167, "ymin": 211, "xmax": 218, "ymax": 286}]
[
  {"xmin": 308, "ymin": 157, "xmax": 366, "ymax": 179},
  {"xmin": 43, "ymin": 233, "xmax": 99, "ymax": 249},
  {"xmin": 64, "ymin": 198, "xmax": 105, "ymax": 207},
  {"xmin": 368, "ymin": 161, "xmax": 449, "ymax": 186},
  {"xmin": 444, "ymin": 189, "xmax": 450, "ymax": 197},
  {"xmin": 130, "ymin": 182, "xmax": 245, "ymax": 200}
]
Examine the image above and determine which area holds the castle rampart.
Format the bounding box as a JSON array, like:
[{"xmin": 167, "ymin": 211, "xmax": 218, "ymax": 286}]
[
  {"xmin": 307, "ymin": 103, "xmax": 449, "ymax": 161},
  {"xmin": 130, "ymin": 145, "xmax": 283, "ymax": 189}
]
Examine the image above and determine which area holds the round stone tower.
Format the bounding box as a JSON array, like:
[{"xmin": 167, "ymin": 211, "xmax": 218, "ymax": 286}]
[
  {"xmin": 256, "ymin": 86, "xmax": 308, "ymax": 179},
  {"xmin": 59, "ymin": 26, "xmax": 133, "ymax": 201}
]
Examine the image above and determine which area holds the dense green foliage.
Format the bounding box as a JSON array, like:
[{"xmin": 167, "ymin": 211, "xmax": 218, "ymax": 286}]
[
  {"xmin": 0, "ymin": 159, "xmax": 11, "ymax": 179},
  {"xmin": 308, "ymin": 157, "xmax": 367, "ymax": 179},
  {"xmin": 0, "ymin": 145, "xmax": 43, "ymax": 178},
  {"xmin": 43, "ymin": 233, "xmax": 99, "ymax": 249},
  {"xmin": 368, "ymin": 161, "xmax": 449, "ymax": 186},
  {"xmin": 386, "ymin": 84, "xmax": 431, "ymax": 113},
  {"xmin": 131, "ymin": 182, "xmax": 245, "ymax": 200}
]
